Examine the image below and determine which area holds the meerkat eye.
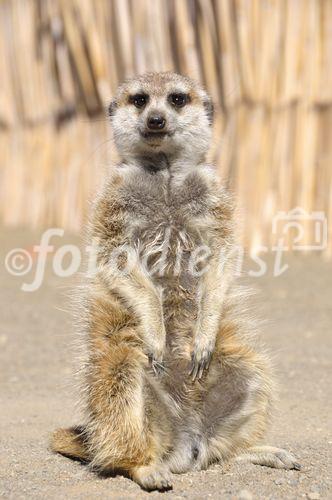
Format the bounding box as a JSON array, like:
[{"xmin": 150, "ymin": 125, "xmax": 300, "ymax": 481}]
[
  {"xmin": 130, "ymin": 94, "xmax": 149, "ymax": 108},
  {"xmin": 169, "ymin": 93, "xmax": 188, "ymax": 108}
]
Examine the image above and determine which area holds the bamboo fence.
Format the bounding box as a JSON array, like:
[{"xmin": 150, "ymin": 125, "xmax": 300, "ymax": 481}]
[{"xmin": 0, "ymin": 0, "xmax": 331, "ymax": 255}]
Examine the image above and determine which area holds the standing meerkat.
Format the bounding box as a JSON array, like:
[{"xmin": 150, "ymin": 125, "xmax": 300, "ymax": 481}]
[{"xmin": 51, "ymin": 72, "xmax": 300, "ymax": 491}]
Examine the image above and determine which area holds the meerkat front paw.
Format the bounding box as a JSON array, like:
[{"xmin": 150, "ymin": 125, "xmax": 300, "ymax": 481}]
[
  {"xmin": 145, "ymin": 331, "xmax": 167, "ymax": 376},
  {"xmin": 140, "ymin": 318, "xmax": 167, "ymax": 376},
  {"xmin": 189, "ymin": 341, "xmax": 214, "ymax": 381}
]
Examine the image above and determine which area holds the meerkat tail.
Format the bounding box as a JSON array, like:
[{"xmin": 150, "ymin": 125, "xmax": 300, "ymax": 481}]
[{"xmin": 50, "ymin": 426, "xmax": 88, "ymax": 462}]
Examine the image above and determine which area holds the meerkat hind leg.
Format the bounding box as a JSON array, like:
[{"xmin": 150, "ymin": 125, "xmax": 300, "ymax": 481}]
[
  {"xmin": 85, "ymin": 337, "xmax": 173, "ymax": 491},
  {"xmin": 235, "ymin": 446, "xmax": 301, "ymax": 470}
]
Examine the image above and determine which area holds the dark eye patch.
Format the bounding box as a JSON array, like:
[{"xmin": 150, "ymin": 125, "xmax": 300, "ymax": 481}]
[
  {"xmin": 129, "ymin": 93, "xmax": 149, "ymax": 108},
  {"xmin": 168, "ymin": 93, "xmax": 189, "ymax": 108}
]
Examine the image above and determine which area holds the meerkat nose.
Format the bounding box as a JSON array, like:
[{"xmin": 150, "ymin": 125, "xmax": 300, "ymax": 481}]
[{"xmin": 147, "ymin": 114, "xmax": 166, "ymax": 130}]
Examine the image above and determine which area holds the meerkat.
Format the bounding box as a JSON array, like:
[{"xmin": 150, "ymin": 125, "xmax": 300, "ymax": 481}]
[{"xmin": 51, "ymin": 71, "xmax": 300, "ymax": 491}]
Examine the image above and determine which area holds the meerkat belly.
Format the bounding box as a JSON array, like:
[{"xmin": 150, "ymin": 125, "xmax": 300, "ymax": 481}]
[{"xmin": 138, "ymin": 219, "xmax": 204, "ymax": 342}]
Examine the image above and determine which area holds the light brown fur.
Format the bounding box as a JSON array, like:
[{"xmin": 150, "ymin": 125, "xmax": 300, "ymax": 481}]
[{"xmin": 50, "ymin": 72, "xmax": 300, "ymax": 491}]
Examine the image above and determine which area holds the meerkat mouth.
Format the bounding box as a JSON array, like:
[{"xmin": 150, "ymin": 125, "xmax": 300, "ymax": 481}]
[{"xmin": 140, "ymin": 130, "xmax": 171, "ymax": 141}]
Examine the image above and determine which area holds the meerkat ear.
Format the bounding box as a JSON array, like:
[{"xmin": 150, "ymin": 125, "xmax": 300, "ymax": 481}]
[
  {"xmin": 203, "ymin": 97, "xmax": 214, "ymax": 126},
  {"xmin": 108, "ymin": 100, "xmax": 117, "ymax": 118}
]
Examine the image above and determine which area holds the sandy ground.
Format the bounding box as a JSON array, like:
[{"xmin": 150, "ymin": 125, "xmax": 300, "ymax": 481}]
[{"xmin": 0, "ymin": 229, "xmax": 331, "ymax": 499}]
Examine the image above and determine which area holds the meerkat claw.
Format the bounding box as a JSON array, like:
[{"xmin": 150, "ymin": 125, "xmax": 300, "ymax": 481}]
[
  {"xmin": 148, "ymin": 354, "xmax": 166, "ymax": 376},
  {"xmin": 189, "ymin": 351, "xmax": 212, "ymax": 381}
]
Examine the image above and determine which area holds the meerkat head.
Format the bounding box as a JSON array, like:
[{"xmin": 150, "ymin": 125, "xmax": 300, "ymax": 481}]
[{"xmin": 108, "ymin": 72, "xmax": 214, "ymax": 162}]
